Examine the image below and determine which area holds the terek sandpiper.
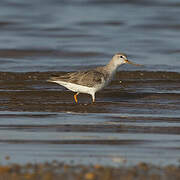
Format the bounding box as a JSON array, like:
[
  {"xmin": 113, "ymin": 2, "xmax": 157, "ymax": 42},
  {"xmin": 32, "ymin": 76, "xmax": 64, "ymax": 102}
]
[{"xmin": 48, "ymin": 53, "xmax": 141, "ymax": 103}]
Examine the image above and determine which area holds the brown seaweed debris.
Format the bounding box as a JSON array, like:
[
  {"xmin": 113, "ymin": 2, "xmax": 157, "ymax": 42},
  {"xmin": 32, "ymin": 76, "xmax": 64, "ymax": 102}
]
[{"xmin": 0, "ymin": 161, "xmax": 180, "ymax": 180}]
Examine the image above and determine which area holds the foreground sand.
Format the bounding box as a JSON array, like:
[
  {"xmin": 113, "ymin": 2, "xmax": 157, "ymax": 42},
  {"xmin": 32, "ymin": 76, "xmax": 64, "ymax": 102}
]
[{"xmin": 0, "ymin": 162, "xmax": 180, "ymax": 180}]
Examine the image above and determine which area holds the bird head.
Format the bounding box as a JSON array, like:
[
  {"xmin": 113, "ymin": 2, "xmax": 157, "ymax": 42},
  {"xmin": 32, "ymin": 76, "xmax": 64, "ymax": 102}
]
[{"xmin": 113, "ymin": 53, "xmax": 142, "ymax": 66}]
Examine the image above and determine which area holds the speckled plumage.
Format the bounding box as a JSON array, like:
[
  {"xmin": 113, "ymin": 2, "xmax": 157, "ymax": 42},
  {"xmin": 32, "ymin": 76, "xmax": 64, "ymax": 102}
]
[{"xmin": 49, "ymin": 66, "xmax": 110, "ymax": 88}]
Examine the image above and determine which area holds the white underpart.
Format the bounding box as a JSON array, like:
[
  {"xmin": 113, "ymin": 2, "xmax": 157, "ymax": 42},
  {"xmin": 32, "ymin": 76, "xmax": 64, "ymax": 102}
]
[{"xmin": 51, "ymin": 80, "xmax": 105, "ymax": 101}]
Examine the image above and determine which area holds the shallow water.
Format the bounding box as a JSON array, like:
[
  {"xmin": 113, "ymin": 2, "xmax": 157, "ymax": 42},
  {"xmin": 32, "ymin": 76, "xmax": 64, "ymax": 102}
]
[
  {"xmin": 0, "ymin": 0, "xmax": 180, "ymax": 72},
  {"xmin": 0, "ymin": 71, "xmax": 180, "ymax": 166},
  {"xmin": 0, "ymin": 0, "xmax": 180, "ymax": 166}
]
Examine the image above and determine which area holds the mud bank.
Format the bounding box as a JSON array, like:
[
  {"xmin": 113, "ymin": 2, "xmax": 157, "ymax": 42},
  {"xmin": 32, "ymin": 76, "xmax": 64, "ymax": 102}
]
[{"xmin": 0, "ymin": 71, "xmax": 179, "ymax": 113}]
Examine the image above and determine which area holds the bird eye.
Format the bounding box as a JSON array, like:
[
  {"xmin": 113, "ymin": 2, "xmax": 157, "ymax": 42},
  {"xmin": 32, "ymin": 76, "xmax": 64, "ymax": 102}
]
[{"xmin": 120, "ymin": 56, "xmax": 123, "ymax": 58}]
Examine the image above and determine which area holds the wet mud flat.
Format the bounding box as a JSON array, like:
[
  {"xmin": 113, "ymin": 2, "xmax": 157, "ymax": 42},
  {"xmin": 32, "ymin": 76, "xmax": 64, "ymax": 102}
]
[
  {"xmin": 0, "ymin": 162, "xmax": 180, "ymax": 180},
  {"xmin": 0, "ymin": 70, "xmax": 180, "ymax": 112}
]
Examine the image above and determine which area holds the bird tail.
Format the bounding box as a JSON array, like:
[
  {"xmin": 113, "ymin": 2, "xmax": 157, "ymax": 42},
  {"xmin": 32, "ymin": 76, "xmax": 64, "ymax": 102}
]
[{"xmin": 47, "ymin": 77, "xmax": 60, "ymax": 83}]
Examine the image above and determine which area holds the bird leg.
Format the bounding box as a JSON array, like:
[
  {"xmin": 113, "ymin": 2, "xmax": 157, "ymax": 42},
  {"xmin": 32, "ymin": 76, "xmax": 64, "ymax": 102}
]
[
  {"xmin": 92, "ymin": 94, "xmax": 95, "ymax": 103},
  {"xmin": 74, "ymin": 92, "xmax": 79, "ymax": 103}
]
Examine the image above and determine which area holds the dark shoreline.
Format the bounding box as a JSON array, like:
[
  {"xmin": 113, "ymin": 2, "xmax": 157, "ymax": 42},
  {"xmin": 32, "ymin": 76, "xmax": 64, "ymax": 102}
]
[{"xmin": 0, "ymin": 71, "xmax": 180, "ymax": 81}]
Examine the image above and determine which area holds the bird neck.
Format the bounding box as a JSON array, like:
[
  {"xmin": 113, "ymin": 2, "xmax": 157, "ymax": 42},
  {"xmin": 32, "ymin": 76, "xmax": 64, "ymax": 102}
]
[{"xmin": 105, "ymin": 57, "xmax": 121, "ymax": 75}]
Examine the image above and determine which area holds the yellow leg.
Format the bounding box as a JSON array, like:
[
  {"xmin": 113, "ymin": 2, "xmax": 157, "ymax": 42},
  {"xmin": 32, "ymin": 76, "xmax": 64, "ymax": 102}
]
[{"xmin": 74, "ymin": 93, "xmax": 79, "ymax": 103}]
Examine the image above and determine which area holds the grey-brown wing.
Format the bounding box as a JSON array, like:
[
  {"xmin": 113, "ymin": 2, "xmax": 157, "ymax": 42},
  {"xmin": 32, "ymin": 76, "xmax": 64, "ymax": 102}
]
[
  {"xmin": 72, "ymin": 70, "xmax": 105, "ymax": 87},
  {"xmin": 49, "ymin": 70, "xmax": 107, "ymax": 87}
]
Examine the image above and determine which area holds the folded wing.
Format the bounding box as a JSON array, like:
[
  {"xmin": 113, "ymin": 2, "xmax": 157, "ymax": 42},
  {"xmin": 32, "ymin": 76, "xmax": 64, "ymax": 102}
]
[{"xmin": 48, "ymin": 69, "xmax": 107, "ymax": 87}]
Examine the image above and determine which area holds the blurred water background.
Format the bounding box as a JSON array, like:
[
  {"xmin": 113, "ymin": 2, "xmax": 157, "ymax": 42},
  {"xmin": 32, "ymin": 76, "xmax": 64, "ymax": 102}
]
[{"xmin": 0, "ymin": 0, "xmax": 180, "ymax": 72}]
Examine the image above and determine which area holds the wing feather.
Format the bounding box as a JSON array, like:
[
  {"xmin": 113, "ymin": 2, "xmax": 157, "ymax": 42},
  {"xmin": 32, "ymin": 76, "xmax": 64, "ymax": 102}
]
[{"xmin": 48, "ymin": 68, "xmax": 109, "ymax": 87}]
